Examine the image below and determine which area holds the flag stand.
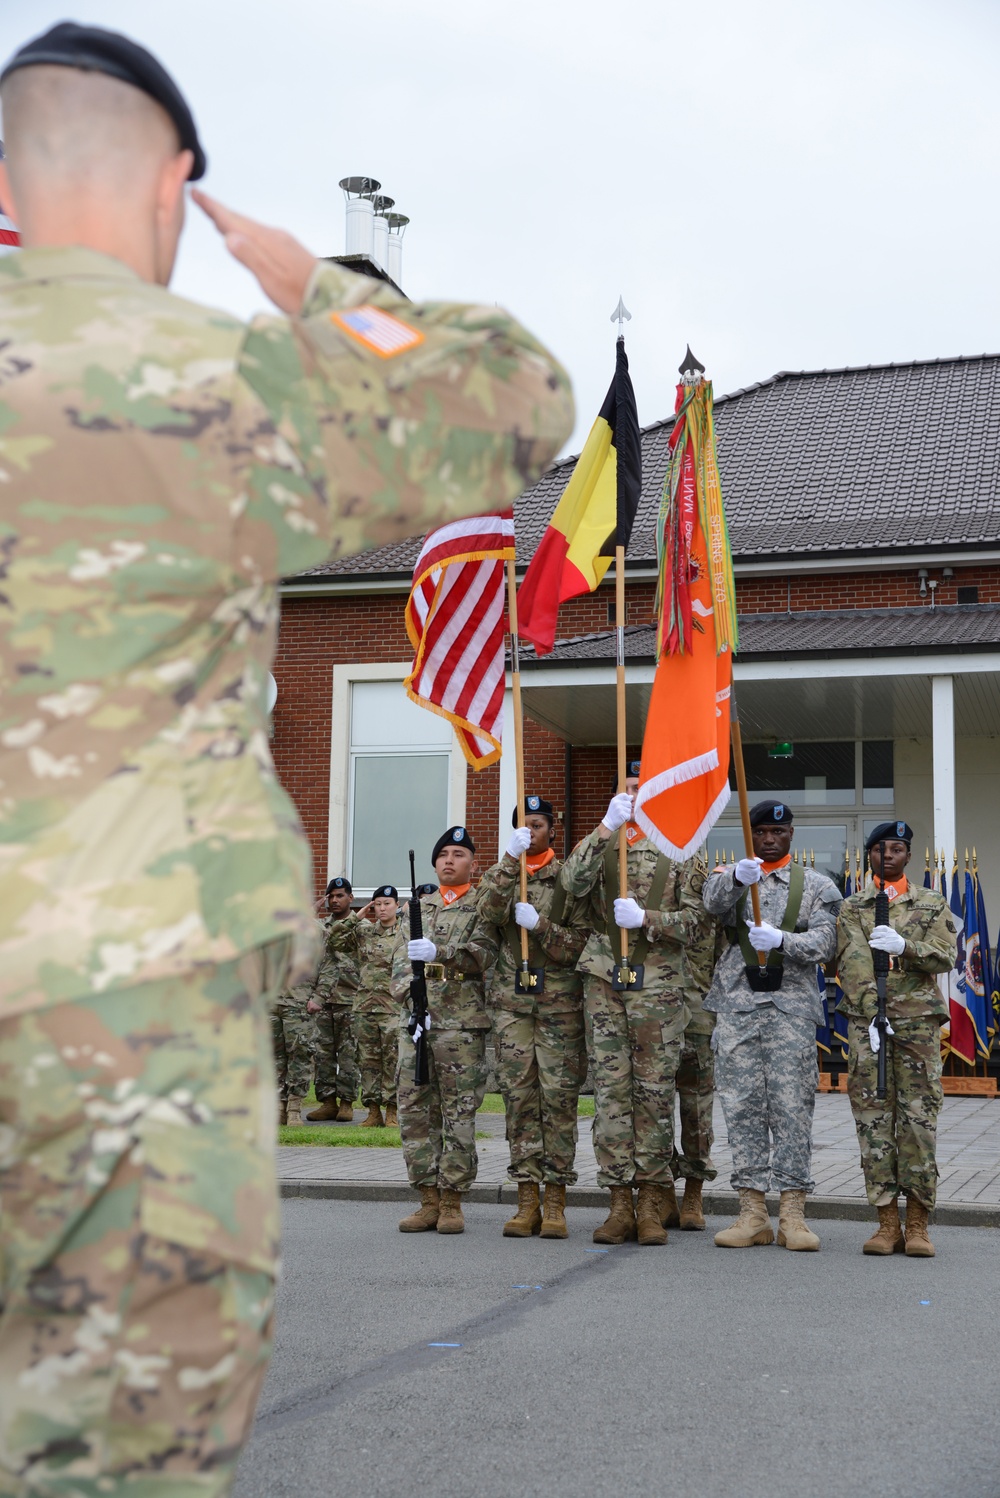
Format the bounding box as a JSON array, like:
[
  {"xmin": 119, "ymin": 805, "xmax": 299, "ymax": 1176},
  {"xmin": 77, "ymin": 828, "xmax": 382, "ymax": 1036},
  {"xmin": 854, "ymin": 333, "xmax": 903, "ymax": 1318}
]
[
  {"xmin": 729, "ymin": 684, "xmax": 768, "ymax": 975},
  {"xmin": 506, "ymin": 557, "xmax": 542, "ymax": 996}
]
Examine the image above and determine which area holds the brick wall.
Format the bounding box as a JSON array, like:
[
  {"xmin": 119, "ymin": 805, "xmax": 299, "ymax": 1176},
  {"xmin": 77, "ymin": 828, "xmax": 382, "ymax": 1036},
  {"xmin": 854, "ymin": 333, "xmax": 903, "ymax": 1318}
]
[{"xmin": 736, "ymin": 563, "xmax": 1000, "ymax": 613}]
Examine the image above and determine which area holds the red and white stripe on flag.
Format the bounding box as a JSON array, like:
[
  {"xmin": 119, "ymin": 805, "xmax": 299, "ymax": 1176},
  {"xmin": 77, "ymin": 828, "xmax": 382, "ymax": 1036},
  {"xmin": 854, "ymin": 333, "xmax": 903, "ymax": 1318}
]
[
  {"xmin": 404, "ymin": 511, "xmax": 515, "ymax": 770},
  {"xmin": 0, "ymin": 213, "xmax": 20, "ymax": 252}
]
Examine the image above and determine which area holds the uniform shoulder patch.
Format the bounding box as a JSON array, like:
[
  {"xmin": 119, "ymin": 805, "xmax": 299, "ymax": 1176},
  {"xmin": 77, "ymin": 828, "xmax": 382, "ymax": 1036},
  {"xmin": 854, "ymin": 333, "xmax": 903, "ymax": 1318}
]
[{"xmin": 330, "ymin": 305, "xmax": 424, "ymax": 358}]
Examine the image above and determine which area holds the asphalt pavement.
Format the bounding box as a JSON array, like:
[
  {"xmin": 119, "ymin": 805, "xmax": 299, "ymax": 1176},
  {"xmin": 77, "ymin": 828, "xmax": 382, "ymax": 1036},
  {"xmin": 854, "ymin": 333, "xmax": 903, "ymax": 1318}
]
[{"xmin": 234, "ymin": 1198, "xmax": 1000, "ymax": 1498}]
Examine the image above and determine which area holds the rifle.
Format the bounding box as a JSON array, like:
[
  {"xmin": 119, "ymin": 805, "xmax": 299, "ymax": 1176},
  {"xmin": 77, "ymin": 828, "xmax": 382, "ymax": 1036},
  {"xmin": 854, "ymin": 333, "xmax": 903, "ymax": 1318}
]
[
  {"xmin": 873, "ymin": 838, "xmax": 890, "ymax": 1099},
  {"xmin": 407, "ymin": 849, "xmax": 430, "ymax": 1085}
]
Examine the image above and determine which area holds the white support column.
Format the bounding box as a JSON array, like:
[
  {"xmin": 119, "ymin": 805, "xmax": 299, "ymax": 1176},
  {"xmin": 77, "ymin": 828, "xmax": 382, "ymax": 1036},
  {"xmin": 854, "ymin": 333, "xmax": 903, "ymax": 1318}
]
[
  {"xmin": 931, "ymin": 674, "xmax": 956, "ymax": 867},
  {"xmin": 497, "ymin": 686, "xmax": 517, "ymax": 860}
]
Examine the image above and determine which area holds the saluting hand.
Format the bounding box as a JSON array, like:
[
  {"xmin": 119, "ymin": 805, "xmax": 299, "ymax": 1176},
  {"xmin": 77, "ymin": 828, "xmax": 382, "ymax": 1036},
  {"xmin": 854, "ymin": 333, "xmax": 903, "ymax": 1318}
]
[{"xmin": 192, "ymin": 190, "xmax": 318, "ymax": 314}]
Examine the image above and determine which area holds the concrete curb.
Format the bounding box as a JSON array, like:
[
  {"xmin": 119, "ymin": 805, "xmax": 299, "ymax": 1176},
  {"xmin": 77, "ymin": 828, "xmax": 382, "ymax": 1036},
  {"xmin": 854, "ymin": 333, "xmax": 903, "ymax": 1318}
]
[{"xmin": 279, "ymin": 1178, "xmax": 1000, "ymax": 1229}]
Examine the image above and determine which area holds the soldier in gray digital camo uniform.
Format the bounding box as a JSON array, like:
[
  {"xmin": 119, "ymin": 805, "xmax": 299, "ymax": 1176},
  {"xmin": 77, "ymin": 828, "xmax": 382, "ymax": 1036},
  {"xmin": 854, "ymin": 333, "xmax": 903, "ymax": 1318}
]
[
  {"xmin": 0, "ymin": 21, "xmax": 573, "ymax": 1492},
  {"xmin": 836, "ymin": 821, "xmax": 956, "ymax": 1258},
  {"xmin": 703, "ymin": 799, "xmax": 841, "ymax": 1253},
  {"xmin": 477, "ymin": 796, "xmax": 590, "ymax": 1240},
  {"xmin": 391, "ymin": 827, "xmax": 500, "ymax": 1235}
]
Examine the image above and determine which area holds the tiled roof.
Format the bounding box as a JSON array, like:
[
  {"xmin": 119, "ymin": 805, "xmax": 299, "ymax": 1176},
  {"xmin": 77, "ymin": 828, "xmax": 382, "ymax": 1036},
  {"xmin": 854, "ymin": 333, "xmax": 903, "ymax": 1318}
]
[
  {"xmin": 518, "ymin": 604, "xmax": 1000, "ymax": 666},
  {"xmin": 299, "ymin": 352, "xmax": 1000, "ymax": 580}
]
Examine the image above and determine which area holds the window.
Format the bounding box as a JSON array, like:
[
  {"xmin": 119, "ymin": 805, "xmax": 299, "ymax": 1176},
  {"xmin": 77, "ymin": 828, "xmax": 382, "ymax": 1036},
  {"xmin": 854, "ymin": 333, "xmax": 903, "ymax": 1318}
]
[{"xmin": 347, "ymin": 681, "xmax": 454, "ymax": 892}]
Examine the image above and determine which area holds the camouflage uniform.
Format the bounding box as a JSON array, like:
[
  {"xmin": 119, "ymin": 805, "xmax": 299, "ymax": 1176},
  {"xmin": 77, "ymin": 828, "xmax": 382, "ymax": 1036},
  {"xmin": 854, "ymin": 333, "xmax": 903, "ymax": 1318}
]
[
  {"xmin": 312, "ymin": 916, "xmax": 360, "ymax": 1107},
  {"xmin": 390, "ymin": 889, "xmax": 498, "ymax": 1191},
  {"xmin": 272, "ymin": 986, "xmax": 316, "ymax": 1102},
  {"xmin": 0, "ymin": 244, "xmax": 572, "ymax": 1492},
  {"xmin": 477, "ymin": 852, "xmax": 590, "ymax": 1185},
  {"xmin": 327, "ymin": 910, "xmax": 404, "ymax": 1109},
  {"xmin": 837, "ymin": 883, "xmax": 956, "ymax": 1210},
  {"xmin": 703, "ymin": 863, "xmax": 841, "ymax": 1194},
  {"xmin": 560, "ymin": 830, "xmax": 710, "ymax": 1189},
  {"xmin": 670, "ymin": 921, "xmax": 722, "ymax": 1184}
]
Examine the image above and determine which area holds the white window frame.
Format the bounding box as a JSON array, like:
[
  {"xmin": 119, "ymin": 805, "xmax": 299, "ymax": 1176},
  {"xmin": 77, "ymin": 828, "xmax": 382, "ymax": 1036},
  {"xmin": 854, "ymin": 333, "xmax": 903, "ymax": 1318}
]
[{"xmin": 328, "ymin": 662, "xmax": 467, "ymax": 897}]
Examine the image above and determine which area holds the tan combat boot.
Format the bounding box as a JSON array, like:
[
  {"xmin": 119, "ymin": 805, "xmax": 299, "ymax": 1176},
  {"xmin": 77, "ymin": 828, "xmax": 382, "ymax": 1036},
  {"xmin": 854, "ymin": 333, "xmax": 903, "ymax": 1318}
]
[
  {"xmin": 714, "ymin": 1188, "xmax": 774, "ymax": 1248},
  {"xmin": 398, "ymin": 1187, "xmax": 440, "ymax": 1233},
  {"xmin": 540, "ymin": 1183, "xmax": 568, "ymax": 1240},
  {"xmin": 503, "ymin": 1181, "xmax": 542, "ymax": 1238},
  {"xmin": 277, "ymin": 1095, "xmax": 288, "ymax": 1126},
  {"xmin": 336, "ymin": 1097, "xmax": 355, "ymax": 1122},
  {"xmin": 384, "ymin": 1103, "xmax": 398, "ymax": 1128},
  {"xmin": 593, "ymin": 1186, "xmax": 637, "ymax": 1245},
  {"xmin": 679, "ymin": 1178, "xmax": 706, "ymax": 1231},
  {"xmin": 437, "ymin": 1188, "xmax": 465, "ymax": 1234},
  {"xmin": 305, "ymin": 1098, "xmax": 340, "ymax": 1121},
  {"xmin": 904, "ymin": 1197, "xmax": 935, "ymax": 1257},
  {"xmin": 636, "ymin": 1183, "xmax": 669, "ymax": 1246},
  {"xmin": 777, "ymin": 1189, "xmax": 820, "ymax": 1251},
  {"xmin": 661, "ymin": 1180, "xmax": 681, "ymax": 1229},
  {"xmin": 285, "ymin": 1095, "xmax": 305, "ymax": 1126},
  {"xmin": 863, "ymin": 1200, "xmax": 905, "ymax": 1256},
  {"xmin": 361, "ymin": 1106, "xmax": 385, "ymax": 1128}
]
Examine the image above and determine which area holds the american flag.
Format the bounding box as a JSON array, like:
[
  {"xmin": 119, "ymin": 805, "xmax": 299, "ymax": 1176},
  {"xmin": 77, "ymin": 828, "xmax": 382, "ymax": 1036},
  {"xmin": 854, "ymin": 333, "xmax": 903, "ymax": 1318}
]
[
  {"xmin": 0, "ymin": 142, "xmax": 19, "ymax": 253},
  {"xmin": 331, "ymin": 304, "xmax": 422, "ymax": 358},
  {"xmin": 404, "ymin": 511, "xmax": 515, "ymax": 770}
]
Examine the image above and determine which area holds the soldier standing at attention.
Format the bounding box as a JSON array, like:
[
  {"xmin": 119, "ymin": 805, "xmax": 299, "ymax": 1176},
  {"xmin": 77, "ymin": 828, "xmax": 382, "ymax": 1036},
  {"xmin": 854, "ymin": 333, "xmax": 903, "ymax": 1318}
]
[
  {"xmin": 561, "ymin": 763, "xmax": 711, "ymax": 1247},
  {"xmin": 477, "ymin": 796, "xmax": 590, "ymax": 1239},
  {"xmin": 306, "ymin": 877, "xmax": 361, "ymax": 1122},
  {"xmin": 0, "ymin": 21, "xmax": 574, "ymax": 1492},
  {"xmin": 704, "ymin": 801, "xmax": 842, "ymax": 1252},
  {"xmin": 325, "ymin": 883, "xmax": 404, "ymax": 1127},
  {"xmin": 392, "ymin": 828, "xmax": 499, "ymax": 1235},
  {"xmin": 663, "ymin": 915, "xmax": 722, "ymax": 1232},
  {"xmin": 836, "ymin": 822, "xmax": 956, "ymax": 1258}
]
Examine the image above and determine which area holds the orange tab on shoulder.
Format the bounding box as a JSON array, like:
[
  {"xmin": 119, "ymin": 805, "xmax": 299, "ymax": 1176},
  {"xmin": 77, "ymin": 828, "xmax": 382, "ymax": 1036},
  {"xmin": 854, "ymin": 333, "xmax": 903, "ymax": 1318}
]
[{"xmin": 330, "ymin": 305, "xmax": 424, "ymax": 358}]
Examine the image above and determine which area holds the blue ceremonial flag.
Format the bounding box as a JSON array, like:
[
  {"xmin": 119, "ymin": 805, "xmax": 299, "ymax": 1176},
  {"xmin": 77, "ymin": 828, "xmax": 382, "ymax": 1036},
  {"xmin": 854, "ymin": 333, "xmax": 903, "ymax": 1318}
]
[
  {"xmin": 974, "ymin": 871, "xmax": 995, "ymax": 1036},
  {"xmin": 816, "ymin": 965, "xmax": 832, "ymax": 1055},
  {"xmin": 829, "ymin": 871, "xmax": 852, "ymax": 1058},
  {"xmin": 963, "ymin": 870, "xmax": 991, "ymax": 1060}
]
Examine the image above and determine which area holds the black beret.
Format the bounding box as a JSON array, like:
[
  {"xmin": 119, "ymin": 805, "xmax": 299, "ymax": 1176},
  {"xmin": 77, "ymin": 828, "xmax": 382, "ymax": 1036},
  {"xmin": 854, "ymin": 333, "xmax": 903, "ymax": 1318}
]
[
  {"xmin": 373, "ymin": 884, "xmax": 398, "ymax": 901},
  {"xmin": 511, "ymin": 795, "xmax": 554, "ymax": 826},
  {"xmin": 750, "ymin": 799, "xmax": 793, "ymax": 828},
  {"xmin": 416, "ymin": 882, "xmax": 438, "ymax": 897},
  {"xmin": 431, "ymin": 826, "xmax": 475, "ymax": 865},
  {"xmin": 866, "ymin": 821, "xmax": 913, "ymax": 851},
  {"xmin": 610, "ymin": 762, "xmax": 641, "ymax": 794},
  {"xmin": 2, "ymin": 23, "xmax": 207, "ymax": 180},
  {"xmin": 326, "ymin": 876, "xmax": 352, "ymax": 895}
]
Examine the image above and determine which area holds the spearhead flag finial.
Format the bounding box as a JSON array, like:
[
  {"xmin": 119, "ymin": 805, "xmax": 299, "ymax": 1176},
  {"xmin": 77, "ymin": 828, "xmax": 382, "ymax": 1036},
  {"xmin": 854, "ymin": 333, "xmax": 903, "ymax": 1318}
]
[
  {"xmin": 610, "ymin": 297, "xmax": 632, "ymax": 336},
  {"xmin": 679, "ymin": 344, "xmax": 706, "ymax": 380}
]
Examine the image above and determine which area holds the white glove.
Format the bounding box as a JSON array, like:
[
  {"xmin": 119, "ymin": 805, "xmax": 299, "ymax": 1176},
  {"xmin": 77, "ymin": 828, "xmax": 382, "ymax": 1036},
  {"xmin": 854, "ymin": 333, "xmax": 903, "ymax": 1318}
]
[
  {"xmin": 506, "ymin": 826, "xmax": 532, "ymax": 858},
  {"xmin": 614, "ymin": 897, "xmax": 645, "ymax": 930},
  {"xmin": 514, "ymin": 901, "xmax": 539, "ymax": 931},
  {"xmin": 746, "ymin": 920, "xmax": 783, "ymax": 951},
  {"xmin": 602, "ymin": 792, "xmax": 634, "ymax": 832},
  {"xmin": 868, "ymin": 1017, "xmax": 895, "ymax": 1053},
  {"xmin": 734, "ymin": 857, "xmax": 763, "ymax": 886},
  {"xmin": 869, "ymin": 924, "xmax": 905, "ymax": 956},
  {"xmin": 408, "ymin": 937, "xmax": 437, "ymax": 962}
]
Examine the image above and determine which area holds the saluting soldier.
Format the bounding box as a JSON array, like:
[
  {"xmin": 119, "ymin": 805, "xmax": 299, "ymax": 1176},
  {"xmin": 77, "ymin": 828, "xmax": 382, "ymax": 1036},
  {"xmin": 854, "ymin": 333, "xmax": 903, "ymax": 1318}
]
[
  {"xmin": 560, "ymin": 763, "xmax": 711, "ymax": 1247},
  {"xmin": 703, "ymin": 800, "xmax": 842, "ymax": 1252},
  {"xmin": 836, "ymin": 821, "xmax": 957, "ymax": 1258},
  {"xmin": 391, "ymin": 827, "xmax": 499, "ymax": 1235},
  {"xmin": 306, "ymin": 877, "xmax": 361, "ymax": 1122},
  {"xmin": 325, "ymin": 883, "xmax": 404, "ymax": 1127},
  {"xmin": 0, "ymin": 20, "xmax": 573, "ymax": 1490},
  {"xmin": 477, "ymin": 796, "xmax": 590, "ymax": 1240}
]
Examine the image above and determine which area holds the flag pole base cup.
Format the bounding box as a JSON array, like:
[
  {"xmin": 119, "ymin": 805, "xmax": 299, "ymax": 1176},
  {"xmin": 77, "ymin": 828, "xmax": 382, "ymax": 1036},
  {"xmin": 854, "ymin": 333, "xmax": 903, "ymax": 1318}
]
[
  {"xmin": 611, "ymin": 962, "xmax": 645, "ymax": 992},
  {"xmin": 514, "ymin": 966, "xmax": 545, "ymax": 996},
  {"xmin": 744, "ymin": 965, "xmax": 783, "ymax": 993}
]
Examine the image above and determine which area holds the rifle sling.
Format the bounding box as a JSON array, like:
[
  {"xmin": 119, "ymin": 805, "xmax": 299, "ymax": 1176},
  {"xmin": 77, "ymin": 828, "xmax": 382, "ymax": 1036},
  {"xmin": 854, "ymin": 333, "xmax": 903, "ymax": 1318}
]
[
  {"xmin": 730, "ymin": 860, "xmax": 806, "ymax": 969},
  {"xmin": 603, "ymin": 836, "xmax": 673, "ymax": 968}
]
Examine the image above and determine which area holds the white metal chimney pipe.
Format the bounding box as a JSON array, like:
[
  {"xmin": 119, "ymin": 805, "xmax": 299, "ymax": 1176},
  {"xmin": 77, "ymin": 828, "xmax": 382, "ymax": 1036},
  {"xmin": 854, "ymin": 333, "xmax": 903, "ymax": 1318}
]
[
  {"xmin": 386, "ymin": 235, "xmax": 402, "ymax": 284},
  {"xmin": 372, "ymin": 213, "xmax": 389, "ymax": 270},
  {"xmin": 345, "ymin": 197, "xmax": 375, "ymax": 256}
]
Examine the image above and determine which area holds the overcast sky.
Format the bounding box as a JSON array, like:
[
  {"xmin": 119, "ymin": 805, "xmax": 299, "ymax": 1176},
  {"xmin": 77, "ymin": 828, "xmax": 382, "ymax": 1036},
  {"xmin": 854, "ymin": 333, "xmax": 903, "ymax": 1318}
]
[{"xmin": 2, "ymin": 0, "xmax": 998, "ymax": 453}]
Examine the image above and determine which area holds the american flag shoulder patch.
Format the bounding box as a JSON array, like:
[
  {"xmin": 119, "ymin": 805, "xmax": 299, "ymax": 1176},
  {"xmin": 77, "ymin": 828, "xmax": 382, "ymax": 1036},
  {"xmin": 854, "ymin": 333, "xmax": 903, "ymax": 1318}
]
[{"xmin": 330, "ymin": 305, "xmax": 424, "ymax": 359}]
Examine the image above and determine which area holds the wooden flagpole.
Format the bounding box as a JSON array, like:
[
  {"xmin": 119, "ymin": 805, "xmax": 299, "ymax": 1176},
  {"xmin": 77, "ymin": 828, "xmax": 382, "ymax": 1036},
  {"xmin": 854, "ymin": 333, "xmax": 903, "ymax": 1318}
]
[
  {"xmin": 505, "ymin": 557, "xmax": 531, "ymax": 981},
  {"xmin": 615, "ymin": 543, "xmax": 629, "ymax": 968},
  {"xmin": 729, "ymin": 682, "xmax": 768, "ymax": 973}
]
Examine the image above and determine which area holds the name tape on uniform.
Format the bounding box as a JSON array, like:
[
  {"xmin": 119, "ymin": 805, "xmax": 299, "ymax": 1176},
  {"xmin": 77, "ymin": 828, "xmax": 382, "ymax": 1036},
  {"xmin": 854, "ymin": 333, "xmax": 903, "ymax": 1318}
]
[{"xmin": 330, "ymin": 305, "xmax": 425, "ymax": 359}]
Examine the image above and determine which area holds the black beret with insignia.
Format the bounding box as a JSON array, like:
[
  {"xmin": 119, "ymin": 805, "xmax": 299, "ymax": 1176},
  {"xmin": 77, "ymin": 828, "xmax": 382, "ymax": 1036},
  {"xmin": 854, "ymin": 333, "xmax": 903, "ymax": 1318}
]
[
  {"xmin": 610, "ymin": 761, "xmax": 642, "ymax": 794},
  {"xmin": 326, "ymin": 876, "xmax": 352, "ymax": 895},
  {"xmin": 373, "ymin": 884, "xmax": 398, "ymax": 901},
  {"xmin": 2, "ymin": 22, "xmax": 207, "ymax": 179},
  {"xmin": 416, "ymin": 882, "xmax": 438, "ymax": 898},
  {"xmin": 511, "ymin": 795, "xmax": 554, "ymax": 826},
  {"xmin": 750, "ymin": 799, "xmax": 793, "ymax": 828},
  {"xmin": 431, "ymin": 826, "xmax": 475, "ymax": 865},
  {"xmin": 866, "ymin": 821, "xmax": 913, "ymax": 851}
]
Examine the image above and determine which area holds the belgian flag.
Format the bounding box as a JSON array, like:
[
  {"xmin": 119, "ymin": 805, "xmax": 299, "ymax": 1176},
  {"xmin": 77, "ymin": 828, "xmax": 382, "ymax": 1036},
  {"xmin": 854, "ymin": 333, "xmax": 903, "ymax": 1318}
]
[{"xmin": 516, "ymin": 340, "xmax": 641, "ymax": 655}]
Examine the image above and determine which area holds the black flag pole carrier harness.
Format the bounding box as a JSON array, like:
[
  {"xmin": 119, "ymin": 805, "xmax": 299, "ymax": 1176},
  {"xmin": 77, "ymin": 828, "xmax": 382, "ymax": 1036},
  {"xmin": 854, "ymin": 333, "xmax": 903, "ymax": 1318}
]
[{"xmin": 726, "ymin": 860, "xmax": 805, "ymax": 992}]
